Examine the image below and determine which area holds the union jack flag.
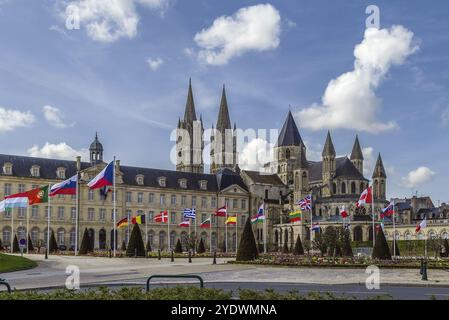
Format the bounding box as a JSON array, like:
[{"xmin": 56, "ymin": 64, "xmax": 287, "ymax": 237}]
[{"xmin": 298, "ymin": 195, "xmax": 312, "ymax": 211}]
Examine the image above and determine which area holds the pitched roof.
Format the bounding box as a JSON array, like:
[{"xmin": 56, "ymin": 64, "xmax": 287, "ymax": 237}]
[
  {"xmin": 243, "ymin": 170, "xmax": 285, "ymax": 186},
  {"xmin": 216, "ymin": 85, "xmax": 232, "ymax": 132},
  {"xmin": 372, "ymin": 153, "xmax": 386, "ymax": 178},
  {"xmin": 322, "ymin": 131, "xmax": 336, "ymax": 157},
  {"xmin": 183, "ymin": 78, "xmax": 197, "ymax": 123},
  {"xmin": 308, "ymin": 157, "xmax": 367, "ymax": 182},
  {"xmin": 350, "ymin": 135, "xmax": 363, "ymax": 160},
  {"xmin": 215, "ymin": 168, "xmax": 248, "ymax": 191},
  {"xmin": 276, "ymin": 111, "xmax": 302, "ymax": 147}
]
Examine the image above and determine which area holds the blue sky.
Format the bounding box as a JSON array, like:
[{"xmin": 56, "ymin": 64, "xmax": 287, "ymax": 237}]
[{"xmin": 0, "ymin": 0, "xmax": 448, "ymax": 202}]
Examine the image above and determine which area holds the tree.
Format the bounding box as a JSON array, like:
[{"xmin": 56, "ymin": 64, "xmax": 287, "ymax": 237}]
[
  {"xmin": 342, "ymin": 229, "xmax": 353, "ymax": 257},
  {"xmin": 175, "ymin": 239, "xmax": 183, "ymax": 253},
  {"xmin": 146, "ymin": 239, "xmax": 152, "ymax": 253},
  {"xmin": 28, "ymin": 233, "xmax": 34, "ymax": 252},
  {"xmin": 313, "ymin": 232, "xmax": 327, "ymax": 257},
  {"xmin": 49, "ymin": 230, "xmax": 58, "ymax": 253},
  {"xmin": 126, "ymin": 224, "xmax": 145, "ymax": 257},
  {"xmin": 79, "ymin": 228, "xmax": 90, "ymax": 255},
  {"xmin": 12, "ymin": 234, "xmax": 20, "ymax": 253},
  {"xmin": 197, "ymin": 238, "xmax": 206, "ymax": 254},
  {"xmin": 324, "ymin": 227, "xmax": 340, "ymax": 260},
  {"xmin": 372, "ymin": 226, "xmax": 391, "ymax": 260},
  {"xmin": 121, "ymin": 240, "xmax": 127, "ymax": 251},
  {"xmin": 441, "ymin": 239, "xmax": 449, "ymax": 258},
  {"xmin": 293, "ymin": 234, "xmax": 304, "ymax": 255},
  {"xmin": 236, "ymin": 217, "xmax": 258, "ymax": 261}
]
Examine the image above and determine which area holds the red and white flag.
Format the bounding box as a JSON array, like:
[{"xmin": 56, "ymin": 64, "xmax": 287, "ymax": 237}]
[
  {"xmin": 154, "ymin": 210, "xmax": 168, "ymax": 223},
  {"xmin": 340, "ymin": 206, "xmax": 348, "ymax": 218},
  {"xmin": 179, "ymin": 220, "xmax": 190, "ymax": 227},
  {"xmin": 357, "ymin": 186, "xmax": 372, "ymax": 207},
  {"xmin": 416, "ymin": 216, "xmax": 427, "ymax": 233},
  {"xmin": 215, "ymin": 205, "xmax": 227, "ymax": 217}
]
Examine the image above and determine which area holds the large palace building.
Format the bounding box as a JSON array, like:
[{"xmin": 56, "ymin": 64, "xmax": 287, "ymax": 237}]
[{"xmin": 0, "ymin": 80, "xmax": 446, "ymax": 253}]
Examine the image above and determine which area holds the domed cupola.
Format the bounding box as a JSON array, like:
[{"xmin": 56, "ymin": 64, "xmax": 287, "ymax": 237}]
[{"xmin": 89, "ymin": 132, "xmax": 104, "ymax": 165}]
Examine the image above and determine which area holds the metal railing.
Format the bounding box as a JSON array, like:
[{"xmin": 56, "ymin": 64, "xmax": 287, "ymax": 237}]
[
  {"xmin": 146, "ymin": 275, "xmax": 204, "ymax": 292},
  {"xmin": 0, "ymin": 278, "xmax": 11, "ymax": 293}
]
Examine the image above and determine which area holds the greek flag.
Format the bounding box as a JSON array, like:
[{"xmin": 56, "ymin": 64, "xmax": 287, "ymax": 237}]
[{"xmin": 183, "ymin": 208, "xmax": 196, "ymax": 219}]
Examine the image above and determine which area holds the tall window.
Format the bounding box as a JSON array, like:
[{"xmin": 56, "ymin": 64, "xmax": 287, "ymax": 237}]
[
  {"xmin": 18, "ymin": 208, "xmax": 26, "ymax": 218},
  {"xmin": 70, "ymin": 229, "xmax": 76, "ymax": 246},
  {"xmin": 57, "ymin": 229, "xmax": 65, "ymax": 245},
  {"xmin": 137, "ymin": 193, "xmax": 143, "ymax": 204},
  {"xmin": 148, "ymin": 211, "xmax": 154, "ymax": 221},
  {"xmin": 181, "ymin": 195, "xmax": 187, "ymax": 206},
  {"xmin": 4, "ymin": 183, "xmax": 11, "ymax": 196},
  {"xmin": 99, "ymin": 208, "xmax": 106, "ymax": 221},
  {"xmin": 211, "ymin": 197, "xmax": 217, "ymax": 208},
  {"xmin": 149, "ymin": 193, "xmax": 154, "ymax": 203},
  {"xmin": 88, "ymin": 189, "xmax": 94, "ymax": 201},
  {"xmin": 57, "ymin": 207, "xmax": 64, "ymax": 220},
  {"xmin": 2, "ymin": 228, "xmax": 11, "ymax": 243},
  {"xmin": 171, "ymin": 212, "xmax": 176, "ymax": 223},
  {"xmin": 31, "ymin": 228, "xmax": 39, "ymax": 244},
  {"xmin": 341, "ymin": 182, "xmax": 346, "ymax": 194},
  {"xmin": 32, "ymin": 206, "xmax": 39, "ymax": 218},
  {"xmin": 160, "ymin": 194, "xmax": 165, "ymax": 206},
  {"xmin": 241, "ymin": 199, "xmax": 246, "ymax": 210},
  {"xmin": 18, "ymin": 184, "xmax": 25, "ymax": 193},
  {"xmin": 191, "ymin": 196, "xmax": 196, "ymax": 207},
  {"xmin": 126, "ymin": 192, "xmax": 132, "ymax": 203},
  {"xmin": 71, "ymin": 207, "xmax": 76, "ymax": 220},
  {"xmin": 87, "ymin": 208, "xmax": 94, "ymax": 221},
  {"xmin": 351, "ymin": 182, "xmax": 356, "ymax": 194},
  {"xmin": 201, "ymin": 197, "xmax": 207, "ymax": 208},
  {"xmin": 171, "ymin": 195, "xmax": 176, "ymax": 206}
]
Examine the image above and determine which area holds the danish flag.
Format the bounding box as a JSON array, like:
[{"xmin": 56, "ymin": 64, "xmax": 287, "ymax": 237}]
[
  {"xmin": 357, "ymin": 186, "xmax": 372, "ymax": 208},
  {"xmin": 154, "ymin": 210, "xmax": 168, "ymax": 223}
]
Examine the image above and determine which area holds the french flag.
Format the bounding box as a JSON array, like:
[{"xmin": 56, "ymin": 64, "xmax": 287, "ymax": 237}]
[
  {"xmin": 88, "ymin": 161, "xmax": 114, "ymax": 189},
  {"xmin": 50, "ymin": 175, "xmax": 77, "ymax": 196}
]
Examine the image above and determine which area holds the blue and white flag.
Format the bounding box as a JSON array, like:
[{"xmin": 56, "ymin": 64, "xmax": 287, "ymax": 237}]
[{"xmin": 183, "ymin": 208, "xmax": 196, "ymax": 219}]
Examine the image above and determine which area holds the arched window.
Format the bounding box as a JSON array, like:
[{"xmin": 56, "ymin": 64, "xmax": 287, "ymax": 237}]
[
  {"xmin": 341, "ymin": 182, "xmax": 346, "ymax": 194},
  {"xmin": 351, "ymin": 182, "xmax": 356, "ymax": 194},
  {"xmin": 57, "ymin": 228, "xmax": 65, "ymax": 245},
  {"xmin": 332, "ymin": 183, "xmax": 337, "ymax": 194},
  {"xmin": 159, "ymin": 231, "xmax": 166, "ymax": 250},
  {"xmin": 353, "ymin": 226, "xmax": 363, "ymax": 241},
  {"xmin": 286, "ymin": 149, "xmax": 290, "ymax": 159},
  {"xmin": 31, "ymin": 227, "xmax": 39, "ymax": 246},
  {"xmin": 360, "ymin": 182, "xmax": 365, "ymax": 192},
  {"xmin": 335, "ymin": 207, "xmax": 340, "ymax": 216},
  {"xmin": 441, "ymin": 232, "xmax": 448, "ymax": 240},
  {"xmin": 70, "ymin": 228, "xmax": 76, "ymax": 246}
]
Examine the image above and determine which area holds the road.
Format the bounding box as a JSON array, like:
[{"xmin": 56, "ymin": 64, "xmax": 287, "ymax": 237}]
[{"xmin": 1, "ymin": 254, "xmax": 448, "ymax": 300}]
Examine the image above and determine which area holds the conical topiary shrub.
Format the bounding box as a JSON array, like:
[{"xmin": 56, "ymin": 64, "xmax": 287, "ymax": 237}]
[
  {"xmin": 293, "ymin": 234, "xmax": 304, "ymax": 255},
  {"xmin": 236, "ymin": 217, "xmax": 258, "ymax": 261},
  {"xmin": 282, "ymin": 241, "xmax": 289, "ymax": 254},
  {"xmin": 49, "ymin": 230, "xmax": 58, "ymax": 253},
  {"xmin": 197, "ymin": 238, "xmax": 205, "ymax": 254},
  {"xmin": 342, "ymin": 229, "xmax": 353, "ymax": 257},
  {"xmin": 372, "ymin": 226, "xmax": 392, "ymax": 260},
  {"xmin": 126, "ymin": 224, "xmax": 145, "ymax": 257},
  {"xmin": 174, "ymin": 239, "xmax": 183, "ymax": 253},
  {"xmin": 121, "ymin": 240, "xmax": 127, "ymax": 251},
  {"xmin": 12, "ymin": 234, "xmax": 20, "ymax": 253},
  {"xmin": 79, "ymin": 228, "xmax": 90, "ymax": 254},
  {"xmin": 27, "ymin": 233, "xmax": 34, "ymax": 252},
  {"xmin": 146, "ymin": 239, "xmax": 152, "ymax": 252}
]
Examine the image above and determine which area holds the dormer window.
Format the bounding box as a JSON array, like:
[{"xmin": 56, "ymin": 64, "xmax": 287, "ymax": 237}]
[
  {"xmin": 56, "ymin": 167, "xmax": 66, "ymax": 179},
  {"xmin": 136, "ymin": 175, "xmax": 144, "ymax": 186},
  {"xmin": 3, "ymin": 162, "xmax": 12, "ymax": 175},
  {"xmin": 31, "ymin": 165, "xmax": 40, "ymax": 177},
  {"xmin": 199, "ymin": 180, "xmax": 207, "ymax": 190},
  {"xmin": 179, "ymin": 179, "xmax": 187, "ymax": 189},
  {"xmin": 158, "ymin": 177, "xmax": 166, "ymax": 187}
]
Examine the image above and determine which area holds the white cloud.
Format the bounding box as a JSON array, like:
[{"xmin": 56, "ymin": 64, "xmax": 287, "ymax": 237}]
[
  {"xmin": 194, "ymin": 4, "xmax": 281, "ymax": 65},
  {"xmin": 362, "ymin": 147, "xmax": 375, "ymax": 177},
  {"xmin": 238, "ymin": 138, "xmax": 274, "ymax": 171},
  {"xmin": 296, "ymin": 25, "xmax": 418, "ymax": 133},
  {"xmin": 43, "ymin": 105, "xmax": 74, "ymax": 128},
  {"xmin": 146, "ymin": 57, "xmax": 163, "ymax": 71},
  {"xmin": 285, "ymin": 18, "xmax": 296, "ymax": 28},
  {"xmin": 28, "ymin": 142, "xmax": 89, "ymax": 161},
  {"xmin": 61, "ymin": 0, "xmax": 169, "ymax": 43},
  {"xmin": 0, "ymin": 107, "xmax": 35, "ymax": 132},
  {"xmin": 401, "ymin": 166, "xmax": 436, "ymax": 189}
]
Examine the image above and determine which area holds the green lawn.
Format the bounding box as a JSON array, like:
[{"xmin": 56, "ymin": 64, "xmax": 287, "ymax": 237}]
[{"xmin": 0, "ymin": 253, "xmax": 37, "ymax": 273}]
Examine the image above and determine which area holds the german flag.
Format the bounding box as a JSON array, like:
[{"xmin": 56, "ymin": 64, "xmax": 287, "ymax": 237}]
[{"xmin": 117, "ymin": 217, "xmax": 128, "ymax": 228}]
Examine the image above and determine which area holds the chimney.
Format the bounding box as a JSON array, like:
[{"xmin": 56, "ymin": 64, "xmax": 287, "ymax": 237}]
[
  {"xmin": 76, "ymin": 156, "xmax": 81, "ymax": 171},
  {"xmin": 116, "ymin": 160, "xmax": 120, "ymax": 171}
]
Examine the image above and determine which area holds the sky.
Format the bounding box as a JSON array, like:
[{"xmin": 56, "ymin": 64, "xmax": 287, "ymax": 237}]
[{"xmin": 0, "ymin": 0, "xmax": 448, "ymax": 203}]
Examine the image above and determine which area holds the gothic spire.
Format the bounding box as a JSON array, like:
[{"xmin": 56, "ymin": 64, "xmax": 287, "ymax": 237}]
[
  {"xmin": 372, "ymin": 153, "xmax": 387, "ymax": 178},
  {"xmin": 350, "ymin": 135, "xmax": 364, "ymax": 160},
  {"xmin": 322, "ymin": 131, "xmax": 336, "ymax": 157},
  {"xmin": 183, "ymin": 78, "xmax": 197, "ymax": 123},
  {"xmin": 216, "ymin": 84, "xmax": 231, "ymax": 131},
  {"xmin": 276, "ymin": 110, "xmax": 302, "ymax": 147}
]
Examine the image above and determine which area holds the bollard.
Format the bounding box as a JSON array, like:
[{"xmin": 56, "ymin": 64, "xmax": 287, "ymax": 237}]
[
  {"xmin": 171, "ymin": 250, "xmax": 174, "ymax": 262},
  {"xmin": 422, "ymin": 260, "xmax": 428, "ymax": 281},
  {"xmin": 45, "ymin": 248, "xmax": 48, "ymax": 260},
  {"xmin": 419, "ymin": 258, "xmax": 423, "ymax": 275},
  {"xmin": 213, "ymin": 251, "xmax": 217, "ymax": 265},
  {"xmin": 188, "ymin": 250, "xmax": 192, "ymax": 263},
  {"xmin": 158, "ymin": 249, "xmax": 161, "ymax": 260}
]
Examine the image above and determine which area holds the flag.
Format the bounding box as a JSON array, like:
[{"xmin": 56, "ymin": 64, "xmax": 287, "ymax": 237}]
[
  {"xmin": 340, "ymin": 206, "xmax": 348, "ymax": 218},
  {"xmin": 344, "ymin": 221, "xmax": 351, "ymax": 231},
  {"xmin": 0, "ymin": 200, "xmax": 5, "ymax": 213},
  {"xmin": 416, "ymin": 216, "xmax": 427, "ymax": 233},
  {"xmin": 380, "ymin": 202, "xmax": 394, "ymax": 219},
  {"xmin": 88, "ymin": 161, "xmax": 114, "ymax": 189},
  {"xmin": 132, "ymin": 214, "xmax": 146, "ymax": 225},
  {"xmin": 215, "ymin": 205, "xmax": 227, "ymax": 217},
  {"xmin": 50, "ymin": 175, "xmax": 77, "ymax": 196},
  {"xmin": 183, "ymin": 208, "xmax": 196, "ymax": 219},
  {"xmin": 289, "ymin": 210, "xmax": 302, "ymax": 222},
  {"xmin": 4, "ymin": 193, "xmax": 29, "ymax": 208},
  {"xmin": 117, "ymin": 217, "xmax": 128, "ymax": 228},
  {"xmin": 376, "ymin": 222, "xmax": 385, "ymax": 232},
  {"xmin": 226, "ymin": 215, "xmax": 237, "ymax": 225},
  {"xmin": 179, "ymin": 220, "xmax": 190, "ymax": 227},
  {"xmin": 25, "ymin": 186, "xmax": 49, "ymax": 205},
  {"xmin": 154, "ymin": 210, "xmax": 168, "ymax": 223},
  {"xmin": 298, "ymin": 195, "xmax": 312, "ymax": 211},
  {"xmin": 311, "ymin": 222, "xmax": 320, "ymax": 232},
  {"xmin": 200, "ymin": 218, "xmax": 211, "ymax": 228},
  {"xmin": 357, "ymin": 186, "xmax": 372, "ymax": 207}
]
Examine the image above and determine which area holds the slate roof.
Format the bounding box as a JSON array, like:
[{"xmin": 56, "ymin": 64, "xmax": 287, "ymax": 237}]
[
  {"xmin": 183, "ymin": 78, "xmax": 197, "ymax": 123},
  {"xmin": 308, "ymin": 157, "xmax": 367, "ymax": 182},
  {"xmin": 322, "ymin": 131, "xmax": 336, "ymax": 157},
  {"xmin": 0, "ymin": 154, "xmax": 248, "ymax": 192},
  {"xmin": 89, "ymin": 132, "xmax": 103, "ymax": 152},
  {"xmin": 372, "ymin": 153, "xmax": 387, "ymax": 178},
  {"xmin": 216, "ymin": 85, "xmax": 232, "ymax": 132},
  {"xmin": 350, "ymin": 135, "xmax": 363, "ymax": 160},
  {"xmin": 276, "ymin": 111, "xmax": 302, "ymax": 147},
  {"xmin": 243, "ymin": 170, "xmax": 285, "ymax": 186}
]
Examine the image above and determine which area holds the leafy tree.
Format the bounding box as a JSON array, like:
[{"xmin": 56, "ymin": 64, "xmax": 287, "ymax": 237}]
[
  {"xmin": 342, "ymin": 229, "xmax": 353, "ymax": 257},
  {"xmin": 175, "ymin": 239, "xmax": 183, "ymax": 253},
  {"xmin": 146, "ymin": 239, "xmax": 152, "ymax": 253},
  {"xmin": 126, "ymin": 224, "xmax": 145, "ymax": 257},
  {"xmin": 121, "ymin": 240, "xmax": 127, "ymax": 251},
  {"xmin": 313, "ymin": 232, "xmax": 327, "ymax": 257},
  {"xmin": 372, "ymin": 226, "xmax": 391, "ymax": 260},
  {"xmin": 197, "ymin": 238, "xmax": 206, "ymax": 254},
  {"xmin": 12, "ymin": 234, "xmax": 20, "ymax": 253},
  {"xmin": 28, "ymin": 233, "xmax": 34, "ymax": 252},
  {"xmin": 49, "ymin": 230, "xmax": 58, "ymax": 253},
  {"xmin": 293, "ymin": 234, "xmax": 304, "ymax": 255},
  {"xmin": 441, "ymin": 239, "xmax": 449, "ymax": 258},
  {"xmin": 324, "ymin": 227, "xmax": 340, "ymax": 259},
  {"xmin": 236, "ymin": 217, "xmax": 258, "ymax": 261},
  {"xmin": 79, "ymin": 228, "xmax": 90, "ymax": 255}
]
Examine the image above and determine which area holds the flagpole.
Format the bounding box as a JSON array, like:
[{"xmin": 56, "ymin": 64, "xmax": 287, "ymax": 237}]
[
  {"xmin": 372, "ymin": 188, "xmax": 375, "ymax": 248},
  {"xmin": 194, "ymin": 215, "xmax": 197, "ymax": 253},
  {"xmin": 26, "ymin": 205, "xmax": 30, "ymax": 254},
  {"xmin": 145, "ymin": 211, "xmax": 148, "ymax": 249},
  {"xmin": 75, "ymin": 172, "xmax": 79, "ymax": 256},
  {"xmin": 263, "ymin": 203, "xmax": 267, "ymax": 254},
  {"xmin": 47, "ymin": 184, "xmax": 51, "ymax": 256},
  {"xmin": 113, "ymin": 156, "xmax": 116, "ymax": 257},
  {"xmin": 235, "ymin": 215, "xmax": 238, "ymax": 253},
  {"xmin": 225, "ymin": 202, "xmax": 228, "ymax": 253},
  {"xmin": 167, "ymin": 210, "xmax": 170, "ymax": 252},
  {"xmin": 11, "ymin": 207, "xmax": 14, "ymax": 254},
  {"xmin": 209, "ymin": 214, "xmax": 212, "ymax": 254},
  {"xmin": 392, "ymin": 200, "xmax": 396, "ymax": 258}
]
